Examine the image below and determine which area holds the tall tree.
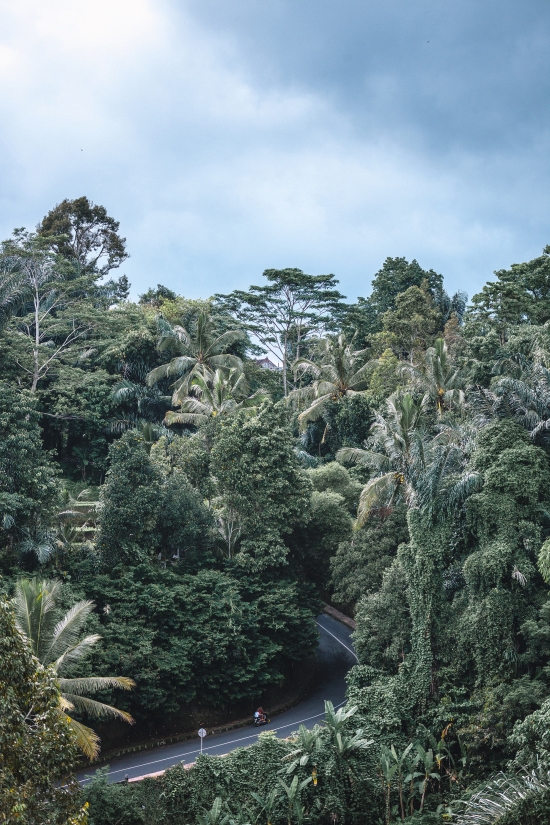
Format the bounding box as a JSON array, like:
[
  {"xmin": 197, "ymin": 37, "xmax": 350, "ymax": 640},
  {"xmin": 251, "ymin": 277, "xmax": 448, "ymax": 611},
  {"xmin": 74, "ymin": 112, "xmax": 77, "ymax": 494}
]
[
  {"xmin": 146, "ymin": 310, "xmax": 245, "ymax": 405},
  {"xmin": 210, "ymin": 402, "xmax": 312, "ymax": 569},
  {"xmin": 1, "ymin": 231, "xmax": 94, "ymax": 391},
  {"xmin": 343, "ymin": 257, "xmax": 444, "ymax": 336},
  {"xmin": 381, "ymin": 283, "xmax": 441, "ymax": 363},
  {"xmin": 215, "ymin": 268, "xmax": 345, "ymax": 395},
  {"xmin": 467, "ymin": 245, "xmax": 550, "ymax": 341},
  {"xmin": 95, "ymin": 430, "xmax": 162, "ymax": 566},
  {"xmin": 164, "ymin": 367, "xmax": 269, "ymax": 427},
  {"xmin": 405, "ymin": 337, "xmax": 465, "ymax": 415},
  {"xmin": 38, "ymin": 196, "xmax": 128, "ymax": 279},
  {"xmin": 0, "ymin": 256, "xmax": 28, "ymax": 333},
  {"xmin": 289, "ymin": 334, "xmax": 372, "ymax": 429}
]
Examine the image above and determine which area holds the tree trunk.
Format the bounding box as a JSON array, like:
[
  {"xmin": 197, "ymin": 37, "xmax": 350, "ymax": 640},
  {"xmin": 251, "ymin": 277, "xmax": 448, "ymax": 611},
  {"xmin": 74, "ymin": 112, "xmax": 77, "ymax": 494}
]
[
  {"xmin": 31, "ymin": 289, "xmax": 40, "ymax": 392},
  {"xmin": 398, "ymin": 510, "xmax": 451, "ymax": 711}
]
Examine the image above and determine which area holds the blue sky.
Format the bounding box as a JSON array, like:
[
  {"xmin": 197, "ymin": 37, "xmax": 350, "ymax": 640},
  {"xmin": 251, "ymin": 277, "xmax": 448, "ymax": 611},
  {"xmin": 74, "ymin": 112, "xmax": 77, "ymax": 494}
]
[{"xmin": 0, "ymin": 0, "xmax": 548, "ymax": 303}]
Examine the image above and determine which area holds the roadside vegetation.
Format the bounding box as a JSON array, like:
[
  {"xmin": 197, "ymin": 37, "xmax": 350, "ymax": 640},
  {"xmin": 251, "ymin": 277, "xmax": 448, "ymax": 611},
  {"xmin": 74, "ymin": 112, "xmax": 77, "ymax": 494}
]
[{"xmin": 2, "ymin": 197, "xmax": 550, "ymax": 823}]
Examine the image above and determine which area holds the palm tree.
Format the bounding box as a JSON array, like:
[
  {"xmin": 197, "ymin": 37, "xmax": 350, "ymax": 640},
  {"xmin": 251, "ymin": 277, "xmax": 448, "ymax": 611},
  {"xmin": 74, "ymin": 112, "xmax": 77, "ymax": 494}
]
[
  {"xmin": 338, "ymin": 391, "xmax": 480, "ymax": 526},
  {"xmin": 164, "ymin": 368, "xmax": 269, "ymax": 427},
  {"xmin": 339, "ymin": 393, "xmax": 481, "ymax": 712},
  {"xmin": 493, "ymin": 358, "xmax": 550, "ymax": 445},
  {"xmin": 146, "ymin": 310, "xmax": 246, "ymax": 406},
  {"xmin": 455, "ymin": 769, "xmax": 550, "ymax": 824},
  {"xmin": 337, "ymin": 391, "xmax": 429, "ymax": 526},
  {"xmin": 288, "ymin": 334, "xmax": 372, "ymax": 429},
  {"xmin": 13, "ymin": 578, "xmax": 135, "ymax": 760},
  {"xmin": 405, "ymin": 337, "xmax": 464, "ymax": 415}
]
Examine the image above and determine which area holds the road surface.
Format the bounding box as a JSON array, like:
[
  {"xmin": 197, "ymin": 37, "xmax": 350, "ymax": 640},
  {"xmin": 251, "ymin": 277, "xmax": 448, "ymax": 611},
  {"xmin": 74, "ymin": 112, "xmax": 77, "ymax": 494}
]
[{"xmin": 79, "ymin": 613, "xmax": 357, "ymax": 785}]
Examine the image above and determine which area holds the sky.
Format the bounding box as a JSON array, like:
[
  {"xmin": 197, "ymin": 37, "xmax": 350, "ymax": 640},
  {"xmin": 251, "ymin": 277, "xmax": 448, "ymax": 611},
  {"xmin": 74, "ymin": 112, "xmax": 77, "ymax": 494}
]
[{"xmin": 0, "ymin": 0, "xmax": 548, "ymax": 303}]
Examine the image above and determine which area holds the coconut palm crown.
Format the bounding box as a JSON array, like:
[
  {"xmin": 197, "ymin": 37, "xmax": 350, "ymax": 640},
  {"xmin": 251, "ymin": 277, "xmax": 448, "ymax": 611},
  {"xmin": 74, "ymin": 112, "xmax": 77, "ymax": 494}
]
[
  {"xmin": 288, "ymin": 334, "xmax": 372, "ymax": 429},
  {"xmin": 146, "ymin": 310, "xmax": 246, "ymax": 406},
  {"xmin": 164, "ymin": 367, "xmax": 270, "ymax": 427},
  {"xmin": 13, "ymin": 577, "xmax": 135, "ymax": 760},
  {"xmin": 403, "ymin": 337, "xmax": 465, "ymax": 415},
  {"xmin": 338, "ymin": 390, "xmax": 480, "ymax": 527}
]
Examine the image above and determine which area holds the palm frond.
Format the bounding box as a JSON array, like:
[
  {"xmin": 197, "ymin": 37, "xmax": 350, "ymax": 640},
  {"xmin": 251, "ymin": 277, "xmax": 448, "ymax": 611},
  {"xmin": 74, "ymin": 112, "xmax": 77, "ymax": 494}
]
[
  {"xmin": 59, "ymin": 676, "xmax": 135, "ymax": 695},
  {"xmin": 147, "ymin": 356, "xmax": 197, "ymax": 386},
  {"xmin": 206, "ymin": 353, "xmax": 243, "ymax": 371},
  {"xmin": 356, "ymin": 473, "xmax": 401, "ymax": 527},
  {"xmin": 62, "ymin": 693, "xmax": 135, "ymax": 724},
  {"xmin": 206, "ymin": 328, "xmax": 246, "ymax": 356},
  {"xmin": 455, "ymin": 770, "xmax": 550, "ymax": 825},
  {"xmin": 47, "ymin": 599, "xmax": 96, "ymax": 666},
  {"xmin": 297, "ymin": 394, "xmax": 332, "ymax": 428},
  {"xmin": 53, "ymin": 633, "xmax": 102, "ymax": 675},
  {"xmin": 336, "ymin": 447, "xmax": 370, "ymax": 467},
  {"xmin": 63, "ymin": 714, "xmax": 101, "ymax": 761},
  {"xmin": 164, "ymin": 411, "xmax": 210, "ymax": 426},
  {"xmin": 12, "ymin": 578, "xmax": 61, "ymax": 661}
]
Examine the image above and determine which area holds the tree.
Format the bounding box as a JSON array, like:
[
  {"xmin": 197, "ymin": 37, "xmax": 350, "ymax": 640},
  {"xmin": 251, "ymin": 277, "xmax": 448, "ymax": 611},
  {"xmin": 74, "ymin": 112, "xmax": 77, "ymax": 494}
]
[
  {"xmin": 490, "ymin": 356, "xmax": 550, "ymax": 447},
  {"xmin": 164, "ymin": 368, "xmax": 269, "ymax": 427},
  {"xmin": 38, "ymin": 196, "xmax": 128, "ymax": 280},
  {"xmin": 13, "ymin": 578, "xmax": 135, "ymax": 760},
  {"xmin": 61, "ymin": 564, "xmax": 318, "ymax": 725},
  {"xmin": 289, "ymin": 334, "xmax": 372, "ymax": 429},
  {"xmin": 0, "ymin": 256, "xmax": 28, "ymax": 332},
  {"xmin": 330, "ymin": 507, "xmax": 409, "ymax": 613},
  {"xmin": 337, "ymin": 391, "xmax": 429, "ymax": 526},
  {"xmin": 405, "ymin": 337, "xmax": 465, "ymax": 415},
  {"xmin": 0, "ymin": 596, "xmax": 86, "ymax": 825},
  {"xmin": 1, "ymin": 231, "xmax": 94, "ymax": 391},
  {"xmin": 455, "ymin": 420, "xmax": 550, "ymax": 685},
  {"xmin": 149, "ymin": 437, "xmax": 216, "ymax": 564},
  {"xmin": 147, "ymin": 310, "xmax": 245, "ymax": 405},
  {"xmin": 95, "ymin": 430, "xmax": 162, "ymax": 566},
  {"xmin": 215, "ymin": 268, "xmax": 345, "ymax": 396},
  {"xmin": 370, "ymin": 257, "xmax": 443, "ymax": 316},
  {"xmin": 321, "ymin": 394, "xmax": 374, "ymax": 454},
  {"xmin": 467, "ymin": 245, "xmax": 550, "ymax": 342},
  {"xmin": 210, "ymin": 403, "xmax": 312, "ymax": 569},
  {"xmin": 340, "ymin": 393, "xmax": 482, "ymax": 709},
  {"xmin": 0, "ymin": 384, "xmax": 59, "ymax": 566},
  {"xmin": 290, "ymin": 489, "xmax": 353, "ymax": 590},
  {"xmin": 381, "ymin": 283, "xmax": 441, "ymax": 363},
  {"xmin": 342, "ymin": 257, "xmax": 444, "ymax": 336}
]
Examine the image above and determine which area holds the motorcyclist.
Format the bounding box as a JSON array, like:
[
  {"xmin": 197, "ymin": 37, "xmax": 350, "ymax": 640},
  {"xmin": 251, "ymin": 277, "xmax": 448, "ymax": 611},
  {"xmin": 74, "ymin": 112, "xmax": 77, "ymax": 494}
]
[{"xmin": 255, "ymin": 706, "xmax": 268, "ymax": 724}]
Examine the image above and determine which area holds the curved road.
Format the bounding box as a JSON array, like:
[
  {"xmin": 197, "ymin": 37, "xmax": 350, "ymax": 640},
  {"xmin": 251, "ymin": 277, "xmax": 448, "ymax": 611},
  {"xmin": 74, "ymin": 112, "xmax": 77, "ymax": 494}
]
[{"xmin": 79, "ymin": 614, "xmax": 357, "ymax": 785}]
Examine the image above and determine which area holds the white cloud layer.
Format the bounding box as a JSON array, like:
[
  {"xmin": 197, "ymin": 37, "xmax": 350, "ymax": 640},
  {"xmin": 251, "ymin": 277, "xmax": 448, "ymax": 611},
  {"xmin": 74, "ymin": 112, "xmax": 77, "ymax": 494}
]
[{"xmin": 0, "ymin": 0, "xmax": 548, "ymax": 300}]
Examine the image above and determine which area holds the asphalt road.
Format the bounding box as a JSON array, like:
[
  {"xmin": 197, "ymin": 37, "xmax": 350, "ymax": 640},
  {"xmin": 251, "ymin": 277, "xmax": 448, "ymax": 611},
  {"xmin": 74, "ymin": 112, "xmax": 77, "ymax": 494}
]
[{"xmin": 79, "ymin": 613, "xmax": 357, "ymax": 786}]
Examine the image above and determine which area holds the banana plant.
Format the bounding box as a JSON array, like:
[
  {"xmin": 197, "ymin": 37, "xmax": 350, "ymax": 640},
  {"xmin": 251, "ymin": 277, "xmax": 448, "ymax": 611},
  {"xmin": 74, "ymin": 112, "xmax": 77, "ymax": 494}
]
[
  {"xmin": 283, "ymin": 724, "xmax": 323, "ymax": 775},
  {"xmin": 322, "ymin": 701, "xmax": 373, "ymax": 757},
  {"xmin": 197, "ymin": 797, "xmax": 229, "ymax": 825},
  {"xmin": 250, "ymin": 789, "xmax": 280, "ymax": 825},
  {"xmin": 415, "ymin": 744, "xmax": 441, "ymax": 812},
  {"xmin": 379, "ymin": 747, "xmax": 399, "ymax": 825},
  {"xmin": 278, "ymin": 776, "xmax": 312, "ymax": 825},
  {"xmin": 391, "ymin": 743, "xmax": 418, "ymax": 822}
]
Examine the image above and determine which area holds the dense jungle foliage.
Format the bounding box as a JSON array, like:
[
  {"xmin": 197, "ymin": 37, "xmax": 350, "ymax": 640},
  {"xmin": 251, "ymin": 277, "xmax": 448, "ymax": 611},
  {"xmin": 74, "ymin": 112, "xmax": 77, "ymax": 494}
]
[{"xmin": 3, "ymin": 198, "xmax": 550, "ymax": 823}]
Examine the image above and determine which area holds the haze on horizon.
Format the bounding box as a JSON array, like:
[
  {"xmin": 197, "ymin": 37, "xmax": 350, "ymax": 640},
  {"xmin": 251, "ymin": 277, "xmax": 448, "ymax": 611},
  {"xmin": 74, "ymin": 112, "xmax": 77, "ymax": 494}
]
[{"xmin": 0, "ymin": 0, "xmax": 548, "ymax": 302}]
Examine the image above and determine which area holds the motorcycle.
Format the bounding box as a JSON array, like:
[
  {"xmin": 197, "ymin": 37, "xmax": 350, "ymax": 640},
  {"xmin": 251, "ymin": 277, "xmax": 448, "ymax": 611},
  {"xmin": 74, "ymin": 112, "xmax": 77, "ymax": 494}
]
[{"xmin": 254, "ymin": 713, "xmax": 270, "ymax": 726}]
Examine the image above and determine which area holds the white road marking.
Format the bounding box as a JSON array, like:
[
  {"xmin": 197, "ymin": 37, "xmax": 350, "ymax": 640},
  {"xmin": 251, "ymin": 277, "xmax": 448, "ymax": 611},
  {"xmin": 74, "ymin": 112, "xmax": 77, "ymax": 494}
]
[{"xmin": 316, "ymin": 620, "xmax": 359, "ymax": 662}]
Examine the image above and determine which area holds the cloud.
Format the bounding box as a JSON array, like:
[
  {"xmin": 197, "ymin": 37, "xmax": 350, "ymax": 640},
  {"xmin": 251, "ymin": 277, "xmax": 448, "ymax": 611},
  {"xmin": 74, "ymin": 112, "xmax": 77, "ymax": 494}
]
[{"xmin": 0, "ymin": 0, "xmax": 548, "ymax": 302}]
